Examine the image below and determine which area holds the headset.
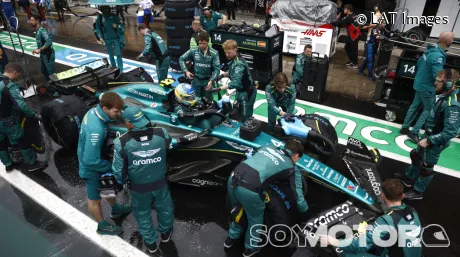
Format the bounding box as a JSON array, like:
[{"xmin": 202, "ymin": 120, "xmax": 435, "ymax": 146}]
[{"xmin": 444, "ymin": 68, "xmax": 453, "ymax": 91}]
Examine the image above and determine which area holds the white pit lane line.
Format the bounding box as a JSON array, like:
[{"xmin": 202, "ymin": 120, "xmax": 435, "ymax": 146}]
[{"xmin": 0, "ymin": 166, "xmax": 150, "ymax": 257}]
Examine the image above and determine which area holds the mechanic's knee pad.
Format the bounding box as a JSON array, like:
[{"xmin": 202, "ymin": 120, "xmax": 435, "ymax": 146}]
[{"xmin": 420, "ymin": 163, "xmax": 435, "ymax": 177}]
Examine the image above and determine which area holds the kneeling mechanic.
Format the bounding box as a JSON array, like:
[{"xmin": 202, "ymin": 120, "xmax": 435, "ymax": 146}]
[{"xmin": 225, "ymin": 139, "xmax": 308, "ymax": 257}]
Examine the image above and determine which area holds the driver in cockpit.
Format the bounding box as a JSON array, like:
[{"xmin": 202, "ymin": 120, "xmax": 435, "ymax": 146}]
[{"xmin": 173, "ymin": 83, "xmax": 222, "ymax": 130}]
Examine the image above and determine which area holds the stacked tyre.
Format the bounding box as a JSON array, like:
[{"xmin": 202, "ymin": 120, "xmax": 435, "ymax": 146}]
[{"xmin": 165, "ymin": 0, "xmax": 197, "ymax": 71}]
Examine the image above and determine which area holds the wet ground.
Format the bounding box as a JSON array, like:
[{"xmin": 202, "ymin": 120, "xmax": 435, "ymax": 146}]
[{"xmin": 0, "ymin": 7, "xmax": 459, "ymax": 257}]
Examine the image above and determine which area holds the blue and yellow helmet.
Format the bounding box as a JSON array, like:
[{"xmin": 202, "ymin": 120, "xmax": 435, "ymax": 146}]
[{"xmin": 175, "ymin": 83, "xmax": 197, "ymax": 106}]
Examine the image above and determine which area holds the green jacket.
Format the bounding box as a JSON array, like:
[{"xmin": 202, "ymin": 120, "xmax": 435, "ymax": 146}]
[
  {"xmin": 179, "ymin": 47, "xmax": 220, "ymax": 81},
  {"xmin": 265, "ymin": 83, "xmax": 296, "ymax": 115},
  {"xmin": 112, "ymin": 127, "xmax": 172, "ymax": 186},
  {"xmin": 190, "ymin": 28, "xmax": 212, "ymax": 49},
  {"xmin": 94, "ymin": 13, "xmax": 124, "ymax": 41},
  {"xmin": 227, "ymin": 55, "xmax": 254, "ymax": 92},
  {"xmin": 339, "ymin": 203, "xmax": 422, "ymax": 257},
  {"xmin": 142, "ymin": 31, "xmax": 168, "ymax": 60},
  {"xmin": 200, "ymin": 11, "xmax": 223, "ymax": 33},
  {"xmin": 425, "ymin": 92, "xmax": 460, "ymax": 146},
  {"xmin": 0, "ymin": 76, "xmax": 36, "ymax": 118},
  {"xmin": 244, "ymin": 145, "xmax": 308, "ymax": 213},
  {"xmin": 77, "ymin": 105, "xmax": 114, "ymax": 178},
  {"xmin": 35, "ymin": 26, "xmax": 53, "ymax": 53},
  {"xmin": 292, "ymin": 53, "xmax": 310, "ymax": 84},
  {"xmin": 413, "ymin": 43, "xmax": 446, "ymax": 92}
]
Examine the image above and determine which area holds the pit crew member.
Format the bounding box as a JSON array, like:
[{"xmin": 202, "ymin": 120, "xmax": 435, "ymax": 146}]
[
  {"xmin": 200, "ymin": 6, "xmax": 227, "ymax": 33},
  {"xmin": 78, "ymin": 92, "xmax": 132, "ymax": 235},
  {"xmin": 30, "ymin": 14, "xmax": 55, "ymax": 84},
  {"xmin": 190, "ymin": 20, "xmax": 212, "ymax": 50},
  {"xmin": 0, "ymin": 63, "xmax": 48, "ymax": 172},
  {"xmin": 265, "ymin": 72, "xmax": 296, "ymax": 133},
  {"xmin": 400, "ymin": 32, "xmax": 454, "ymax": 143},
  {"xmin": 320, "ymin": 179, "xmax": 422, "ymax": 257},
  {"xmin": 225, "ymin": 139, "xmax": 308, "ymax": 257},
  {"xmin": 292, "ymin": 44, "xmax": 312, "ymax": 85},
  {"xmin": 396, "ymin": 69, "xmax": 460, "ymax": 200},
  {"xmin": 94, "ymin": 6, "xmax": 125, "ymax": 71},
  {"xmin": 179, "ymin": 31, "xmax": 220, "ymax": 100},
  {"xmin": 215, "ymin": 40, "xmax": 256, "ymax": 122},
  {"xmin": 112, "ymin": 106, "xmax": 174, "ymax": 254},
  {"xmin": 136, "ymin": 24, "xmax": 170, "ymax": 84}
]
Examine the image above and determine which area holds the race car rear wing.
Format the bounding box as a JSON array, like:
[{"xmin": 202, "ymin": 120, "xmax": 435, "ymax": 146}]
[{"xmin": 49, "ymin": 58, "xmax": 120, "ymax": 95}]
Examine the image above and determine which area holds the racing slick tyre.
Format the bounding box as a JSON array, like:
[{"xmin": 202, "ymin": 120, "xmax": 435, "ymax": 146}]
[
  {"xmin": 165, "ymin": 18, "xmax": 194, "ymax": 39},
  {"xmin": 170, "ymin": 55, "xmax": 181, "ymax": 71},
  {"xmin": 164, "ymin": 0, "xmax": 197, "ymax": 19},
  {"xmin": 168, "ymin": 37, "xmax": 191, "ymax": 56},
  {"xmin": 41, "ymin": 95, "xmax": 90, "ymax": 149}
]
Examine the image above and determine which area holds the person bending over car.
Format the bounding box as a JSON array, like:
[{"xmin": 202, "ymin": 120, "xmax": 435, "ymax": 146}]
[
  {"xmin": 225, "ymin": 139, "xmax": 308, "ymax": 257},
  {"xmin": 179, "ymin": 31, "xmax": 220, "ymax": 100},
  {"xmin": 78, "ymin": 92, "xmax": 132, "ymax": 235},
  {"xmin": 320, "ymin": 179, "xmax": 422, "ymax": 257},
  {"xmin": 215, "ymin": 39, "xmax": 256, "ymax": 123},
  {"xmin": 112, "ymin": 106, "xmax": 174, "ymax": 254},
  {"xmin": 174, "ymin": 83, "xmax": 222, "ymax": 130},
  {"xmin": 395, "ymin": 69, "xmax": 460, "ymax": 200},
  {"xmin": 265, "ymin": 72, "xmax": 296, "ymax": 133},
  {"xmin": 0, "ymin": 63, "xmax": 48, "ymax": 172},
  {"xmin": 136, "ymin": 24, "xmax": 170, "ymax": 84}
]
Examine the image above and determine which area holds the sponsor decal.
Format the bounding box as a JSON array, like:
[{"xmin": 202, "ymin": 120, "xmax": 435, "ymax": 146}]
[
  {"xmin": 55, "ymin": 60, "xmax": 105, "ymax": 80},
  {"xmin": 271, "ymin": 139, "xmax": 285, "ymax": 148},
  {"xmin": 305, "ymin": 202, "xmax": 351, "ymax": 230},
  {"xmin": 226, "ymin": 141, "xmax": 253, "ymax": 152},
  {"xmin": 148, "ymin": 87, "xmax": 168, "ymax": 96},
  {"xmin": 133, "ymin": 157, "xmax": 162, "ymax": 165},
  {"xmin": 259, "ymin": 150, "xmax": 281, "ymax": 165},
  {"xmin": 150, "ymin": 103, "xmax": 157, "ymax": 108},
  {"xmin": 366, "ymin": 168, "xmax": 381, "ymax": 195},
  {"xmin": 301, "ymin": 29, "xmax": 326, "ymax": 37},
  {"xmin": 333, "ymin": 173, "xmax": 341, "ymax": 183},
  {"xmin": 327, "ymin": 170, "xmax": 333, "ymax": 179},
  {"xmin": 266, "ymin": 147, "xmax": 286, "ymax": 162},
  {"xmin": 191, "ymin": 179, "xmax": 222, "ymax": 186},
  {"xmin": 321, "ymin": 168, "xmax": 328, "ymax": 176},
  {"xmin": 347, "ymin": 181, "xmax": 355, "ymax": 191},
  {"xmin": 128, "ymin": 88, "xmax": 154, "ymax": 99},
  {"xmin": 141, "ymin": 143, "xmax": 150, "ymax": 146},
  {"xmin": 257, "ymin": 41, "xmax": 267, "ymax": 48},
  {"xmin": 340, "ymin": 177, "xmax": 347, "ymax": 187},
  {"xmin": 347, "ymin": 137, "xmax": 363, "ymax": 149},
  {"xmin": 305, "ymin": 159, "xmax": 314, "ymax": 168},
  {"xmin": 132, "ymin": 149, "xmax": 160, "ymax": 157},
  {"xmin": 242, "ymin": 39, "xmax": 257, "ymax": 47}
]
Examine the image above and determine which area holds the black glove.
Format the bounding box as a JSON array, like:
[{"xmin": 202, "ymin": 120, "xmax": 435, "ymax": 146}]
[
  {"xmin": 211, "ymin": 87, "xmax": 221, "ymax": 93},
  {"xmin": 195, "ymin": 101, "xmax": 205, "ymax": 110},
  {"xmin": 284, "ymin": 113, "xmax": 295, "ymax": 122}
]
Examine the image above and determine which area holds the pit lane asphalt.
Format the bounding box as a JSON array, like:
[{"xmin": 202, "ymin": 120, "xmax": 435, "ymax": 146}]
[{"xmin": 0, "ymin": 47, "xmax": 457, "ymax": 257}]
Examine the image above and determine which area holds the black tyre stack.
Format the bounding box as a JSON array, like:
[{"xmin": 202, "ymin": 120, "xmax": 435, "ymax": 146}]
[{"xmin": 164, "ymin": 0, "xmax": 197, "ymax": 71}]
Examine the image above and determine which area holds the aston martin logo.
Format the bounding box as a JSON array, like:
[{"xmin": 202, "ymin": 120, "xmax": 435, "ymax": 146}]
[{"xmin": 132, "ymin": 149, "xmax": 161, "ymax": 157}]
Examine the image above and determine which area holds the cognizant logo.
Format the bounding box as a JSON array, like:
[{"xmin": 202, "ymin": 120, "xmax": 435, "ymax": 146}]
[
  {"xmin": 192, "ymin": 179, "xmax": 222, "ymax": 186},
  {"xmin": 133, "ymin": 157, "xmax": 162, "ymax": 165}
]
